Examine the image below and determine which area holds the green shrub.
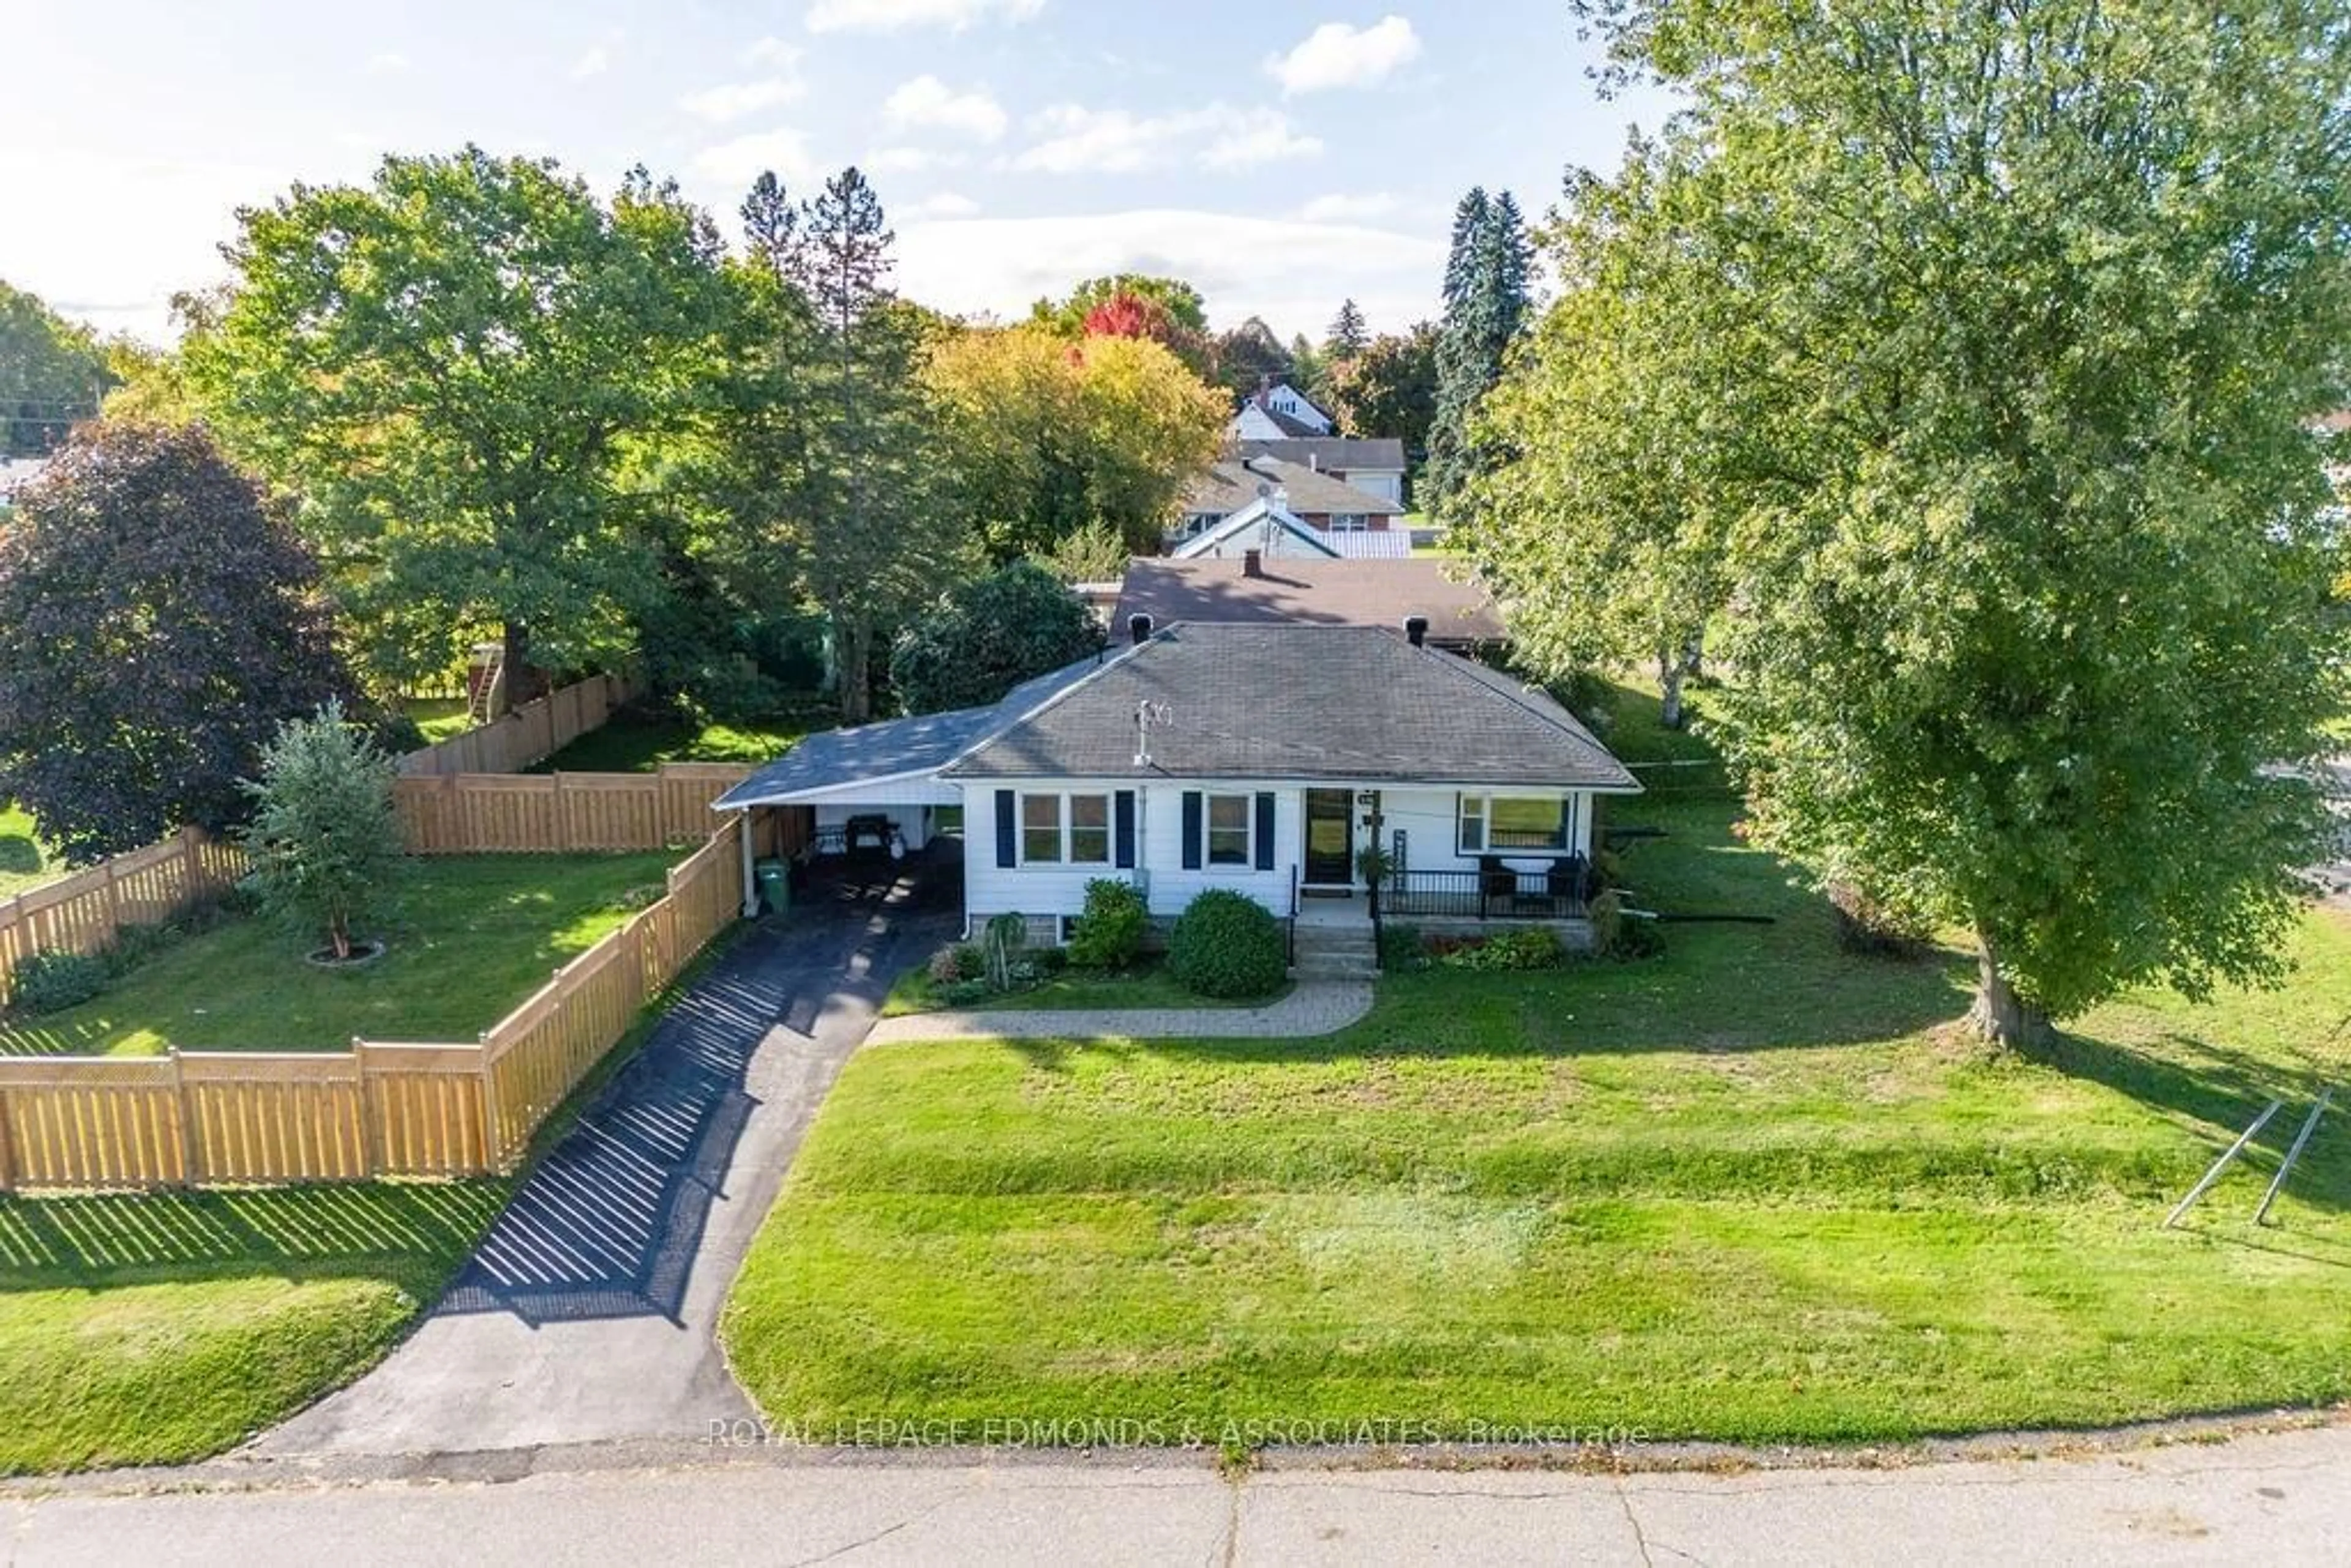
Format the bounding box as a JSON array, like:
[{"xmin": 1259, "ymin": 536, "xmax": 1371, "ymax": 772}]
[
  {"xmin": 1168, "ymin": 889, "xmax": 1286, "ymax": 999},
  {"xmin": 937, "ymin": 978, "xmax": 993, "ymax": 1008},
  {"xmin": 1826, "ymin": 879, "xmax": 1935, "ymax": 959},
  {"xmin": 1068, "ymin": 879, "xmax": 1147, "ymax": 970},
  {"xmin": 1032, "ymin": 945, "xmax": 1070, "ymax": 976},
  {"xmin": 1591, "ymin": 890, "xmax": 1666, "ymax": 960},
  {"xmin": 8, "ymin": 948, "xmax": 108, "ymax": 1016}
]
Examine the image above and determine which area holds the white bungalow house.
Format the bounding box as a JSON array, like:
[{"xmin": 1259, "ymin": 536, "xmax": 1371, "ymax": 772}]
[{"xmin": 713, "ymin": 623, "xmax": 1641, "ymax": 958}]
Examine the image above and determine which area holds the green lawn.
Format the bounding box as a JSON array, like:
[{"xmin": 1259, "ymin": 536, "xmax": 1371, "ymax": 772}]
[
  {"xmin": 0, "ymin": 801, "xmax": 56, "ymax": 899},
  {"xmin": 0, "ymin": 1180, "xmax": 508, "ymax": 1474},
  {"xmin": 0, "ymin": 852, "xmax": 677, "ymax": 1056},
  {"xmin": 883, "ymin": 958, "xmax": 1289, "ymax": 1017},
  {"xmin": 726, "ymin": 792, "xmax": 2351, "ymax": 1446},
  {"xmin": 531, "ymin": 707, "xmax": 822, "ymax": 774},
  {"xmin": 402, "ymin": 697, "xmax": 478, "ymax": 745}
]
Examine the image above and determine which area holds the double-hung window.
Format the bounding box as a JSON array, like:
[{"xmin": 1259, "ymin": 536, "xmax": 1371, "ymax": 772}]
[
  {"xmin": 1021, "ymin": 792, "xmax": 1113, "ymax": 866},
  {"xmin": 1205, "ymin": 793, "xmax": 1253, "ymax": 866}
]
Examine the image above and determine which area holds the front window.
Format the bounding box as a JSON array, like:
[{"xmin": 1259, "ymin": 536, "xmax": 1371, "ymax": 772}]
[
  {"xmin": 1207, "ymin": 793, "xmax": 1252, "ymax": 866},
  {"xmin": 1022, "ymin": 793, "xmax": 1063, "ymax": 863},
  {"xmin": 1458, "ymin": 794, "xmax": 1570, "ymax": 854},
  {"xmin": 1022, "ymin": 792, "xmax": 1112, "ymax": 866},
  {"xmin": 1069, "ymin": 793, "xmax": 1111, "ymax": 864},
  {"xmin": 1330, "ymin": 513, "xmax": 1368, "ymax": 532}
]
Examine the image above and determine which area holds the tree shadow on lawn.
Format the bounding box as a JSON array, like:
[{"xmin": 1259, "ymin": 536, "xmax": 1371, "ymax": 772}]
[{"xmin": 0, "ymin": 1180, "xmax": 509, "ymax": 1293}]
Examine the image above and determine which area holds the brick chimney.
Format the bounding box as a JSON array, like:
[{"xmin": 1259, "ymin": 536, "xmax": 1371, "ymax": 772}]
[{"xmin": 1403, "ymin": 614, "xmax": 1428, "ymax": 648}]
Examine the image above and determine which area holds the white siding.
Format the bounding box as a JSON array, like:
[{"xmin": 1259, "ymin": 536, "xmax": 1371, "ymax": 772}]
[
  {"xmin": 1228, "ymin": 404, "xmax": 1289, "ymax": 440},
  {"xmin": 1373, "ymin": 787, "xmax": 1594, "ymax": 876},
  {"xmin": 1337, "ymin": 469, "xmax": 1404, "ymax": 505},
  {"xmin": 961, "ymin": 780, "xmax": 1305, "ymax": 930},
  {"xmin": 959, "ymin": 781, "xmax": 1608, "ymax": 936}
]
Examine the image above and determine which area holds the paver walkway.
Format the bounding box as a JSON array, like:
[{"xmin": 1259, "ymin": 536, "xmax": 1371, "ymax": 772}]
[{"xmin": 863, "ymin": 979, "xmax": 1374, "ymax": 1044}]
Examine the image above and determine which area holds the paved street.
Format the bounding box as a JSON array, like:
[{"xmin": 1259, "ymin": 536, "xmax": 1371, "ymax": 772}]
[{"xmin": 12, "ymin": 1422, "xmax": 2347, "ymax": 1566}]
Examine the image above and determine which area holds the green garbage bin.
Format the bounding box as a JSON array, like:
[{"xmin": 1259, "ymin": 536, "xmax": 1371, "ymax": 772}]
[{"xmin": 755, "ymin": 858, "xmax": 792, "ymax": 915}]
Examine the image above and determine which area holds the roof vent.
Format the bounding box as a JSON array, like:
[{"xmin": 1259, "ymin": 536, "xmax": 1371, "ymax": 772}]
[
  {"xmin": 1129, "ymin": 612, "xmax": 1154, "ymax": 645},
  {"xmin": 1242, "ymin": 549, "xmax": 1263, "ymax": 578},
  {"xmin": 1403, "ymin": 614, "xmax": 1429, "ymax": 648}
]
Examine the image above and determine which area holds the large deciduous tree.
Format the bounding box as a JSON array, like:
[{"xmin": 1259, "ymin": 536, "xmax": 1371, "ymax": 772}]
[
  {"xmin": 184, "ymin": 149, "xmax": 732, "ymax": 700},
  {"xmin": 1322, "ymin": 321, "xmax": 1440, "ymax": 459},
  {"xmin": 1478, "ymin": 0, "xmax": 2351, "ymax": 1046},
  {"xmin": 0, "ymin": 422, "xmax": 355, "ymax": 861},
  {"xmin": 888, "ymin": 561, "xmax": 1104, "ymax": 715},
  {"xmin": 1425, "ymin": 188, "xmax": 1532, "ymax": 519},
  {"xmin": 0, "ymin": 280, "xmax": 113, "ymax": 457},
  {"xmin": 927, "ymin": 326, "xmax": 1226, "ymax": 561}
]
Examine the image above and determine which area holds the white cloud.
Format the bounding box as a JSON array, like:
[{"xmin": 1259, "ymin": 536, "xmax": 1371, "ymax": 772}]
[
  {"xmin": 570, "ymin": 44, "xmax": 612, "ymax": 80},
  {"xmin": 1297, "ymin": 191, "xmax": 1401, "ymax": 222},
  {"xmin": 365, "ymin": 51, "xmax": 409, "ymax": 75},
  {"xmin": 1266, "ymin": 15, "xmax": 1422, "ymax": 95},
  {"xmin": 894, "ymin": 208, "xmax": 1444, "ymax": 337},
  {"xmin": 1013, "ymin": 103, "xmax": 1321, "ymax": 175},
  {"xmin": 884, "ymin": 75, "xmax": 1008, "ymax": 141},
  {"xmin": 806, "ymin": 0, "xmax": 1044, "ymax": 35},
  {"xmin": 904, "ymin": 192, "xmax": 981, "ymax": 220},
  {"xmin": 691, "ymin": 129, "xmax": 817, "ymax": 188},
  {"xmin": 680, "ymin": 77, "xmax": 803, "ymax": 123},
  {"xmin": 744, "ymin": 36, "xmax": 801, "ymax": 67}
]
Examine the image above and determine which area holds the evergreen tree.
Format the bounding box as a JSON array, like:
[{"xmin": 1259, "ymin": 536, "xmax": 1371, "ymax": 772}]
[
  {"xmin": 1325, "ymin": 298, "xmax": 1370, "ymax": 361},
  {"xmin": 753, "ymin": 167, "xmax": 965, "ymax": 724},
  {"xmin": 1426, "ymin": 187, "xmax": 1531, "ymax": 518}
]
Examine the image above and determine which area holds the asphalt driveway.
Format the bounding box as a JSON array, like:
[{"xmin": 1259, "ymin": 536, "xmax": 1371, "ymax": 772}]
[{"xmin": 257, "ymin": 855, "xmax": 956, "ymax": 1459}]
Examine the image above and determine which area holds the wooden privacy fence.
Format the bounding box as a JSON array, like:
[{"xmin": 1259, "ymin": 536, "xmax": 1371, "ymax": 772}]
[
  {"xmin": 0, "ymin": 821, "xmax": 747, "ymax": 1195},
  {"xmin": 394, "ymin": 763, "xmax": 759, "ymax": 853},
  {"xmin": 398, "ymin": 670, "xmax": 640, "ymax": 777},
  {"xmin": 0, "ymin": 829, "xmax": 243, "ymax": 1012}
]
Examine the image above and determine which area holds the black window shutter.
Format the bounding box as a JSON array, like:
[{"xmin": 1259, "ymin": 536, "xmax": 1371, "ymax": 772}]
[
  {"xmin": 1253, "ymin": 792, "xmax": 1275, "ymax": 871},
  {"xmin": 1114, "ymin": 791, "xmax": 1136, "ymax": 869},
  {"xmin": 1180, "ymin": 791, "xmax": 1203, "ymax": 869},
  {"xmin": 994, "ymin": 790, "xmax": 1017, "ymax": 868}
]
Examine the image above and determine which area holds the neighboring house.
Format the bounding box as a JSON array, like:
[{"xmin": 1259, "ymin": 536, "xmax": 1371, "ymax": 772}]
[
  {"xmin": 1173, "ymin": 455, "xmax": 1405, "ymax": 548},
  {"xmin": 1231, "ymin": 437, "xmax": 1408, "ymax": 507},
  {"xmin": 1228, "ymin": 378, "xmax": 1337, "ymax": 438},
  {"xmin": 0, "ymin": 457, "xmax": 48, "ymax": 506},
  {"xmin": 1171, "ymin": 498, "xmax": 1342, "ymax": 562},
  {"xmin": 714, "ymin": 623, "xmax": 1640, "ymax": 951},
  {"xmin": 1114, "ymin": 555, "xmax": 1507, "ymax": 650}
]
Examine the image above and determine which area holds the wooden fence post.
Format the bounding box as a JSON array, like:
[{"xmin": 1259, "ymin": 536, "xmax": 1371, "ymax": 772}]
[
  {"xmin": 553, "ymin": 771, "xmax": 571, "ymax": 853},
  {"xmin": 0, "ymin": 1084, "xmax": 15, "ymax": 1195},
  {"xmin": 170, "ymin": 1048, "xmax": 201, "ymax": 1187}
]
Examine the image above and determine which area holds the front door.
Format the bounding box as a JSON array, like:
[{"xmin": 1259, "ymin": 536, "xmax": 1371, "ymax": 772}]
[{"xmin": 1303, "ymin": 789, "xmax": 1354, "ymax": 887}]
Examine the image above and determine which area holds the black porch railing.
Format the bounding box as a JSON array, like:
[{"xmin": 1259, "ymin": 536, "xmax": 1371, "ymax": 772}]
[{"xmin": 1384, "ymin": 860, "xmax": 1589, "ymax": 921}]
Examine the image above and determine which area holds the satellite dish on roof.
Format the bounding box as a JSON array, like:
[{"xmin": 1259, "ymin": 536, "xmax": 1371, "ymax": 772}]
[
  {"xmin": 1134, "ymin": 700, "xmax": 1172, "ymax": 768},
  {"xmin": 1255, "ymin": 481, "xmax": 1272, "ymax": 500}
]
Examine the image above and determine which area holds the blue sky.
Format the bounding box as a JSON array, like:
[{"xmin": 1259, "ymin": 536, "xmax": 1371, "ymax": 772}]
[{"xmin": 4, "ymin": 1, "xmax": 1673, "ymax": 346}]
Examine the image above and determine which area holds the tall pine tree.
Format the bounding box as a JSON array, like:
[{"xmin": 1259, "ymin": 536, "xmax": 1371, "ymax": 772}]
[
  {"xmin": 741, "ymin": 167, "xmax": 963, "ymax": 724},
  {"xmin": 1325, "ymin": 298, "xmax": 1370, "ymax": 361},
  {"xmin": 1425, "ymin": 188, "xmax": 1532, "ymax": 518}
]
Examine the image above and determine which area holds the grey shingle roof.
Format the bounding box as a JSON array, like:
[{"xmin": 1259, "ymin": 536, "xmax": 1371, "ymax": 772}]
[
  {"xmin": 940, "ymin": 624, "xmax": 1638, "ymax": 789},
  {"xmin": 1232, "ymin": 438, "xmax": 1407, "ymax": 472},
  {"xmin": 1114, "ymin": 557, "xmax": 1505, "ymax": 643},
  {"xmin": 713, "ymin": 656, "xmax": 1106, "ymax": 809},
  {"xmin": 1182, "ymin": 457, "xmax": 1404, "ymax": 519}
]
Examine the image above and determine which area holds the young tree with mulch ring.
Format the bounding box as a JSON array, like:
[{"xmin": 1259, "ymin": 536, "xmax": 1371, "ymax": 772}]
[{"xmin": 239, "ymin": 701, "xmax": 405, "ymax": 962}]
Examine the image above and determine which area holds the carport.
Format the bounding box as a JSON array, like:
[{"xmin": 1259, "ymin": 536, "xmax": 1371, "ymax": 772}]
[{"xmin": 711, "ymin": 657, "xmax": 1103, "ymax": 917}]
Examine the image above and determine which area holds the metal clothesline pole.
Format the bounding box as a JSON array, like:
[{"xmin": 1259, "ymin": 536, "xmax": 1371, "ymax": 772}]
[
  {"xmin": 2254, "ymin": 1087, "xmax": 2333, "ymax": 1226},
  {"xmin": 2163, "ymin": 1100, "xmax": 2283, "ymax": 1229}
]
